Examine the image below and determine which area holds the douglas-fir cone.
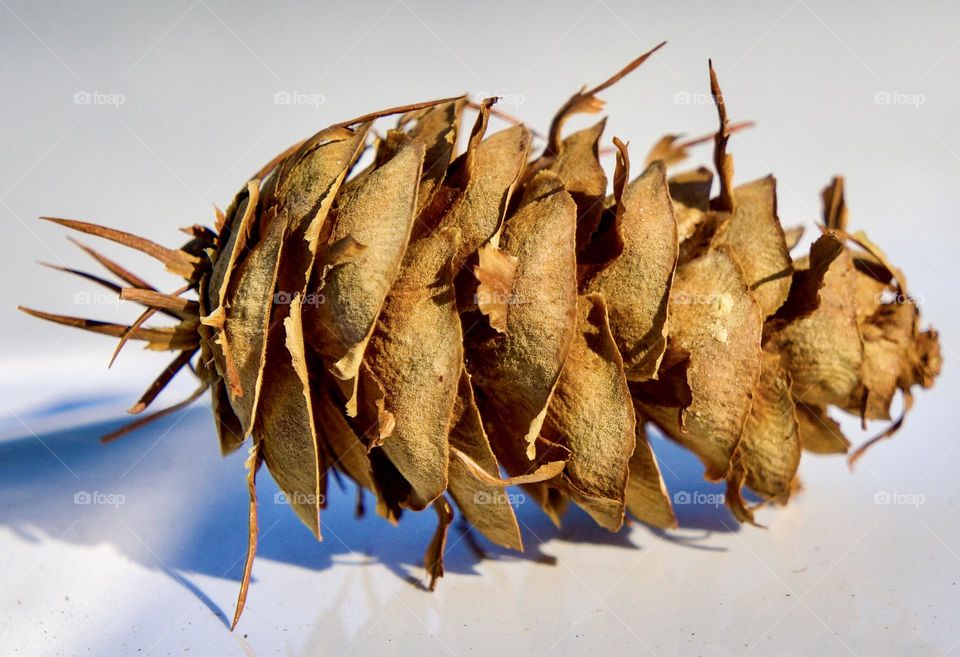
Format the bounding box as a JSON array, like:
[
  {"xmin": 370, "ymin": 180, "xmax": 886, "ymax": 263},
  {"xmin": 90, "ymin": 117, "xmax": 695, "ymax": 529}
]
[{"xmin": 21, "ymin": 43, "xmax": 942, "ymax": 628}]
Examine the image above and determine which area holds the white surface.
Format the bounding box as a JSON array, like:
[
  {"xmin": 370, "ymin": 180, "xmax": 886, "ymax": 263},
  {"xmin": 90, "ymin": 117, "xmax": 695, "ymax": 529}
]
[{"xmin": 1, "ymin": 1, "xmax": 958, "ymax": 656}]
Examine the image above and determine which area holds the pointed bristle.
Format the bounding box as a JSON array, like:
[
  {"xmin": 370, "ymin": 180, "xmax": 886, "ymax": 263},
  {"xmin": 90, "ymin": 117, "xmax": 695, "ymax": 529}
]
[
  {"xmin": 101, "ymin": 384, "xmax": 207, "ymax": 443},
  {"xmin": 67, "ymin": 237, "xmax": 157, "ymax": 291},
  {"xmin": 19, "ymin": 306, "xmax": 196, "ymax": 350},
  {"xmin": 120, "ymin": 287, "xmax": 199, "ymax": 319},
  {"xmin": 127, "ymin": 349, "xmax": 196, "ymax": 415},
  {"xmin": 41, "ymin": 216, "xmax": 199, "ymax": 278},
  {"xmin": 37, "ymin": 261, "xmax": 123, "ymax": 295},
  {"xmin": 108, "ymin": 306, "xmax": 158, "ymax": 368}
]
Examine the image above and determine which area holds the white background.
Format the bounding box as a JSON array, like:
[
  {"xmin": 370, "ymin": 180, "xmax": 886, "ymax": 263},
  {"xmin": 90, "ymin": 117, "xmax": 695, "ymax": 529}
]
[{"xmin": 1, "ymin": 1, "xmax": 958, "ymax": 655}]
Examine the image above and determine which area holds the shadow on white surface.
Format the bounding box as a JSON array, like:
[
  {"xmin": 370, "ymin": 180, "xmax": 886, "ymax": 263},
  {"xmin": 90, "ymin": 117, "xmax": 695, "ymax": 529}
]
[{"xmin": 0, "ymin": 395, "xmax": 738, "ymax": 628}]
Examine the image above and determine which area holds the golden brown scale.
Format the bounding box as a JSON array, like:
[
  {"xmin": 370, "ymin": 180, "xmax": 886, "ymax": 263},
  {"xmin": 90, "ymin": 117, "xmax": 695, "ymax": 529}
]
[{"xmin": 20, "ymin": 44, "xmax": 941, "ymax": 628}]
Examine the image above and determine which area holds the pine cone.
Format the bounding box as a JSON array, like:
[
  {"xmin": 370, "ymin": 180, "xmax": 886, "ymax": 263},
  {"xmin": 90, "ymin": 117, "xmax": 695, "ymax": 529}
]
[{"xmin": 20, "ymin": 45, "xmax": 941, "ymax": 628}]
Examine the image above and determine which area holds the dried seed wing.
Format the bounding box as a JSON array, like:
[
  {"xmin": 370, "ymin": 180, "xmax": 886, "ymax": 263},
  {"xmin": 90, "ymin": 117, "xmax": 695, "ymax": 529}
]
[
  {"xmin": 645, "ymin": 134, "xmax": 683, "ymax": 167},
  {"xmin": 914, "ymin": 329, "xmax": 942, "ymax": 389},
  {"xmin": 795, "ymin": 402, "xmax": 850, "ymax": 454},
  {"xmin": 852, "ymin": 266, "xmax": 889, "ymax": 324},
  {"xmin": 720, "ymin": 176, "xmax": 792, "ymax": 317},
  {"xmin": 359, "ymin": 228, "xmax": 462, "ymax": 510},
  {"xmin": 629, "ymin": 344, "xmax": 693, "ymax": 427},
  {"xmin": 305, "ymin": 141, "xmax": 425, "ymax": 404},
  {"xmin": 548, "ymin": 120, "xmax": 608, "ymax": 251},
  {"xmin": 233, "ymin": 123, "xmax": 369, "ymax": 436},
  {"xmin": 272, "ymin": 124, "xmax": 371, "ymax": 295},
  {"xmin": 676, "ymin": 209, "xmax": 729, "ymax": 266},
  {"xmin": 625, "ymin": 420, "xmax": 676, "ymax": 529},
  {"xmin": 424, "ymin": 496, "xmax": 453, "ymax": 590},
  {"xmin": 638, "ymin": 246, "xmax": 763, "ymax": 480},
  {"xmin": 771, "ymin": 231, "xmax": 845, "ymax": 322},
  {"xmin": 205, "ymin": 181, "xmax": 259, "ymax": 320},
  {"xmin": 542, "ymin": 293, "xmax": 635, "ymax": 531},
  {"xmin": 268, "ymin": 124, "xmax": 369, "ymax": 223},
  {"xmin": 311, "ymin": 374, "xmax": 376, "ymax": 491},
  {"xmin": 821, "ymin": 176, "xmax": 848, "ymax": 231},
  {"xmin": 366, "ymin": 447, "xmax": 411, "ymax": 524},
  {"xmin": 765, "ymin": 246, "xmax": 863, "ymax": 408},
  {"xmin": 446, "ymin": 369, "xmax": 523, "ymax": 551},
  {"xmin": 217, "ymin": 212, "xmax": 288, "ymax": 433},
  {"xmin": 573, "ymin": 135, "xmax": 628, "ymax": 275},
  {"xmin": 847, "ymin": 300, "xmax": 917, "ymax": 420},
  {"xmin": 730, "ymin": 351, "xmax": 801, "ymax": 504},
  {"xmin": 783, "ymin": 226, "xmax": 805, "ymax": 251},
  {"xmin": 255, "ymin": 295, "xmax": 325, "ymax": 538},
  {"xmin": 669, "ymin": 167, "xmax": 713, "ymax": 213},
  {"xmin": 439, "ymin": 125, "xmax": 531, "ymax": 263},
  {"xmin": 390, "ymin": 99, "xmax": 464, "ymax": 214},
  {"xmin": 311, "ymin": 373, "xmax": 410, "ymax": 522},
  {"xmin": 845, "ymin": 230, "xmax": 909, "ymax": 295},
  {"xmin": 584, "ymin": 160, "xmax": 678, "ymax": 380},
  {"xmin": 474, "ymin": 242, "xmax": 518, "ymax": 333},
  {"xmin": 466, "ymin": 171, "xmax": 578, "ymax": 462},
  {"xmin": 212, "ymin": 378, "xmax": 246, "ymax": 455}
]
